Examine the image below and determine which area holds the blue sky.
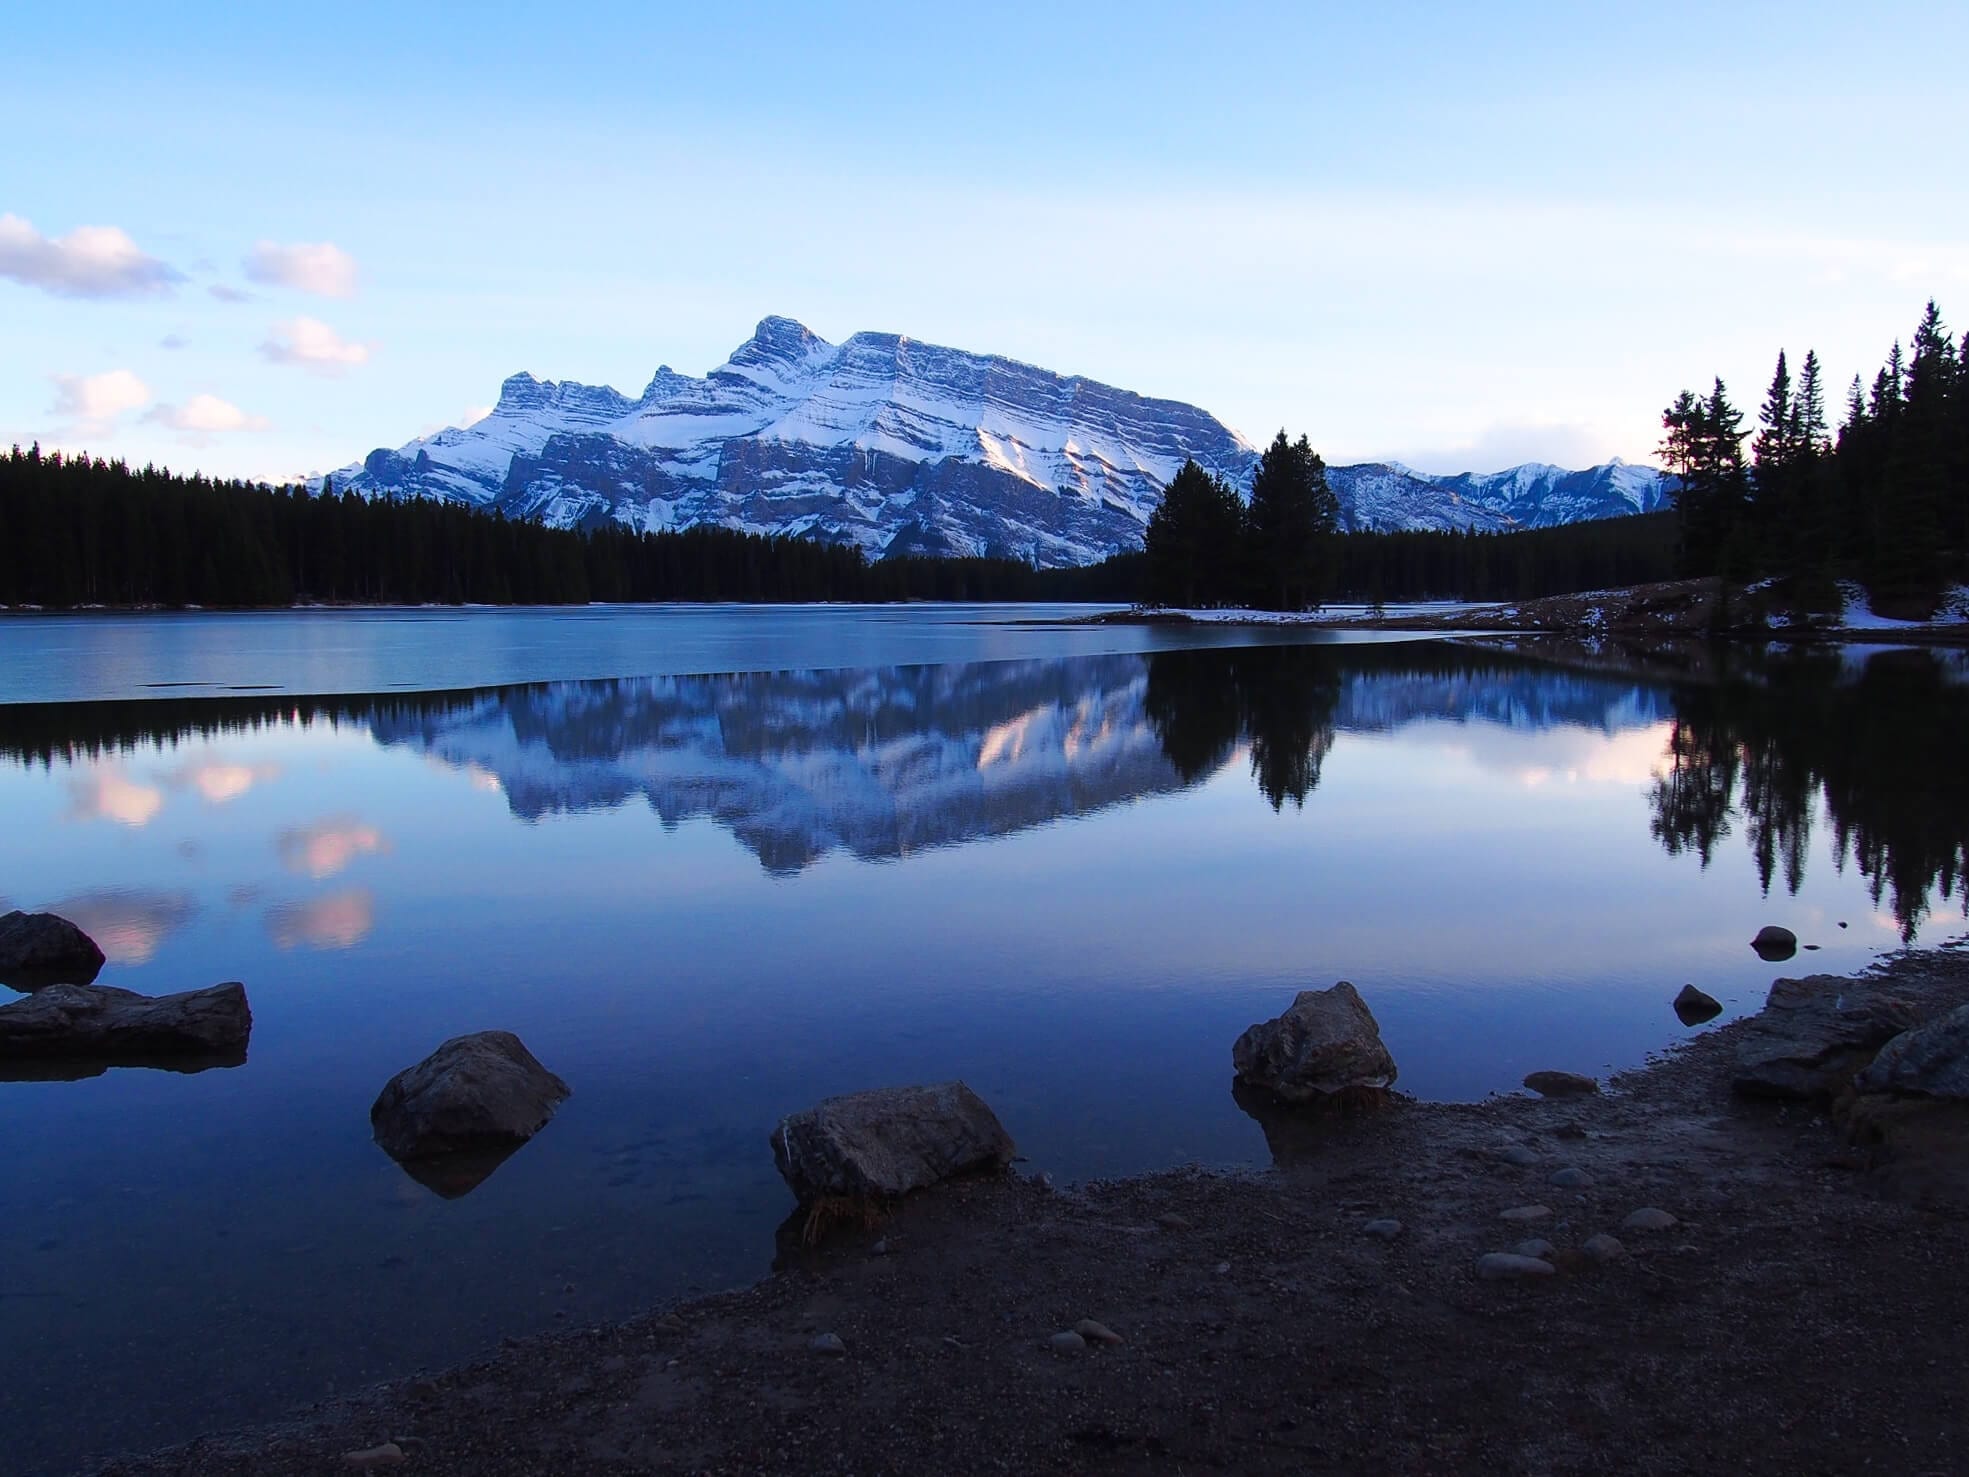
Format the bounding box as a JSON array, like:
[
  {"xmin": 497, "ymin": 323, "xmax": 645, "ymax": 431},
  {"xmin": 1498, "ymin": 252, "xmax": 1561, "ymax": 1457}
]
[{"xmin": 5, "ymin": 1, "xmax": 1965, "ymax": 481}]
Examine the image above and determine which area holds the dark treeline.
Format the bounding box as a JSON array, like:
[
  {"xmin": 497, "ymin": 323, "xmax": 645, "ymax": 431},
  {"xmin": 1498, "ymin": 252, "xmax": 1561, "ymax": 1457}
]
[
  {"xmin": 1328, "ymin": 511, "xmax": 1677, "ymax": 603},
  {"xmin": 1662, "ymin": 299, "xmax": 1969, "ymax": 614},
  {"xmin": 0, "ymin": 445, "xmax": 1128, "ymax": 608},
  {"xmin": 0, "ymin": 688, "xmax": 504, "ymax": 769}
]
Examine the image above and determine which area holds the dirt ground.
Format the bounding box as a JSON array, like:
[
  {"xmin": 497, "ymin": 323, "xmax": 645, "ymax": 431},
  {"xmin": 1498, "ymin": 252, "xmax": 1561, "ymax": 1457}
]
[{"xmin": 102, "ymin": 947, "xmax": 1969, "ymax": 1477}]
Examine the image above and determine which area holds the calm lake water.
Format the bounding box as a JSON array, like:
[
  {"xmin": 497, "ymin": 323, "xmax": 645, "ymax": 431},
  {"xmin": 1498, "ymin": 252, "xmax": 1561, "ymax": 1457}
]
[{"xmin": 2, "ymin": 609, "xmax": 1965, "ymax": 1473}]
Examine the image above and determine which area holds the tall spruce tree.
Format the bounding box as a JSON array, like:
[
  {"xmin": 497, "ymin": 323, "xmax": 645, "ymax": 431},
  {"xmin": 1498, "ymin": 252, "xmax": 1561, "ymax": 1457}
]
[
  {"xmin": 1660, "ymin": 379, "xmax": 1748, "ymax": 577},
  {"xmin": 1143, "ymin": 460, "xmax": 1245, "ymax": 607},
  {"xmin": 1753, "ymin": 351, "xmax": 1798, "ymax": 569},
  {"xmin": 1244, "ymin": 431, "xmax": 1338, "ymax": 610}
]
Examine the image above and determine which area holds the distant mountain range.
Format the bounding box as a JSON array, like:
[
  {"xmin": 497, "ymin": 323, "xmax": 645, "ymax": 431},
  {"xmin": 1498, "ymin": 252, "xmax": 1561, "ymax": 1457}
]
[{"xmin": 318, "ymin": 317, "xmax": 1673, "ymax": 568}]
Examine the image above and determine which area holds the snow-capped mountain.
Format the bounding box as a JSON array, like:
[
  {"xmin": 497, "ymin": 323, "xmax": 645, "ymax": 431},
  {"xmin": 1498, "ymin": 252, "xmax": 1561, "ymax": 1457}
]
[{"xmin": 320, "ymin": 317, "xmax": 1672, "ymax": 566}]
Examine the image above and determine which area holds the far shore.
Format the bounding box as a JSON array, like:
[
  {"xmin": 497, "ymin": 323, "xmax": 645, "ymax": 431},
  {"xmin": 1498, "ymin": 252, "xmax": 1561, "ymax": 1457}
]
[
  {"xmin": 103, "ymin": 941, "xmax": 1969, "ymax": 1476},
  {"xmin": 1072, "ymin": 575, "xmax": 1969, "ymax": 647}
]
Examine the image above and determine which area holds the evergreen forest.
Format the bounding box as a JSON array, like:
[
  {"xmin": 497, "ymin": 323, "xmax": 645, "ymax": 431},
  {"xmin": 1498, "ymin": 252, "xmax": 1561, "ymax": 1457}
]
[{"xmin": 4, "ymin": 299, "xmax": 1961, "ymax": 613}]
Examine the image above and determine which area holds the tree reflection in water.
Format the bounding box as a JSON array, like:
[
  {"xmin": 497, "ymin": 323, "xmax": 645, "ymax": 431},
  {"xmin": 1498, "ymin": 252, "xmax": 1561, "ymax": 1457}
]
[{"xmin": 1649, "ymin": 646, "xmax": 1967, "ymax": 940}]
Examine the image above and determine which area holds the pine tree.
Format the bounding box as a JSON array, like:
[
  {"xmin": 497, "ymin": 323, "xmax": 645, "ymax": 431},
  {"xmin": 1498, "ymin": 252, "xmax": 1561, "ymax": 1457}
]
[
  {"xmin": 1754, "ymin": 350, "xmax": 1794, "ymax": 471},
  {"xmin": 1792, "ymin": 350, "xmax": 1828, "ymax": 456},
  {"xmin": 1244, "ymin": 431, "xmax": 1337, "ymax": 610},
  {"xmin": 1144, "ymin": 460, "xmax": 1244, "ymax": 607}
]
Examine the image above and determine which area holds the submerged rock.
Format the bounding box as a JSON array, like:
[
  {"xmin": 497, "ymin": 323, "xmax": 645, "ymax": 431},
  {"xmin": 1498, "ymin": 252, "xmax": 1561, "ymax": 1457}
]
[
  {"xmin": 770, "ymin": 1081, "xmax": 1015, "ymax": 1205},
  {"xmin": 1231, "ymin": 981, "xmax": 1397, "ymax": 1104},
  {"xmin": 371, "ymin": 1031, "xmax": 570, "ymax": 1161},
  {"xmin": 0, "ymin": 910, "xmax": 106, "ymax": 987},
  {"xmin": 1674, "ymin": 984, "xmax": 1723, "ymax": 1025},
  {"xmin": 1523, "ymin": 1070, "xmax": 1599, "ymax": 1097},
  {"xmin": 1855, "ymin": 1004, "xmax": 1969, "ymax": 1100},
  {"xmin": 1732, "ymin": 975, "xmax": 1919, "ymax": 1101},
  {"xmin": 0, "ymin": 981, "xmax": 249, "ymax": 1061},
  {"xmin": 1751, "ymin": 925, "xmax": 1799, "ymax": 962}
]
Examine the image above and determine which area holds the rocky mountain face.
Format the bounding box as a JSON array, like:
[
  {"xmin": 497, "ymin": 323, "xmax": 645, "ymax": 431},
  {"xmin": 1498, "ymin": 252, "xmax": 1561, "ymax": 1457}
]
[{"xmin": 321, "ymin": 317, "xmax": 1671, "ymax": 566}]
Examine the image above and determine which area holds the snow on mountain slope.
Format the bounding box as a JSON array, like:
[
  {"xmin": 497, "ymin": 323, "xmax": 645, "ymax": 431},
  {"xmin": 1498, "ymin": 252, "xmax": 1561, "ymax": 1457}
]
[{"xmin": 319, "ymin": 317, "xmax": 1673, "ymax": 566}]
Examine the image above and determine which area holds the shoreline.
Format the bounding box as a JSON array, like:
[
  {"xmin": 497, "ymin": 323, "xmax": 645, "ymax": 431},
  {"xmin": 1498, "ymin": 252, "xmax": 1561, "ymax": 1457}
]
[
  {"xmin": 1073, "ymin": 576, "xmax": 1969, "ymax": 648},
  {"xmin": 100, "ymin": 943, "xmax": 1969, "ymax": 1476}
]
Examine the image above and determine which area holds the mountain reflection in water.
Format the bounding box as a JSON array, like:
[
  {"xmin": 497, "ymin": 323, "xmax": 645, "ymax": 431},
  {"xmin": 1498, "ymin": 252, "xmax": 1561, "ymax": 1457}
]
[{"xmin": 5, "ymin": 641, "xmax": 1961, "ymax": 932}]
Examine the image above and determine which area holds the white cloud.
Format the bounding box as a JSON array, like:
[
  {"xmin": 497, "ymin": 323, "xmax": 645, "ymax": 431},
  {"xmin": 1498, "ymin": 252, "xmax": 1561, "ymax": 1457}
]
[
  {"xmin": 244, "ymin": 240, "xmax": 358, "ymax": 298},
  {"xmin": 1383, "ymin": 421, "xmax": 1621, "ymax": 476},
  {"xmin": 259, "ymin": 316, "xmax": 373, "ymax": 373},
  {"xmin": 460, "ymin": 404, "xmax": 493, "ymax": 426},
  {"xmin": 0, "ymin": 214, "xmax": 183, "ymax": 298},
  {"xmin": 145, "ymin": 394, "xmax": 269, "ymax": 433},
  {"xmin": 49, "ymin": 369, "xmax": 151, "ymax": 432},
  {"xmin": 208, "ymin": 283, "xmax": 254, "ymax": 303},
  {"xmin": 159, "ymin": 333, "xmax": 189, "ymax": 350}
]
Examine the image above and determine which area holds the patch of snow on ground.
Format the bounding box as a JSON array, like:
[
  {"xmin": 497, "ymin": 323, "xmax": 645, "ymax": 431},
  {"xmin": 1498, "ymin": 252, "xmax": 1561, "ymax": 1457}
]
[{"xmin": 1836, "ymin": 581, "xmax": 1969, "ymax": 629}]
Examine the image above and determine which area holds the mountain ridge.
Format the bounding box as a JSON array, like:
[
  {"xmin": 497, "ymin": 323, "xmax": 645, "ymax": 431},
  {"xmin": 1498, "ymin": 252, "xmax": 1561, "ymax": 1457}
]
[{"xmin": 319, "ymin": 317, "xmax": 1673, "ymax": 567}]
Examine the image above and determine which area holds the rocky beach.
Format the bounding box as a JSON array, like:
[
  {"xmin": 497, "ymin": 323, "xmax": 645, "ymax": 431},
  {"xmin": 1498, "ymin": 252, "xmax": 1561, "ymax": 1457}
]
[{"xmin": 90, "ymin": 941, "xmax": 1969, "ymax": 1477}]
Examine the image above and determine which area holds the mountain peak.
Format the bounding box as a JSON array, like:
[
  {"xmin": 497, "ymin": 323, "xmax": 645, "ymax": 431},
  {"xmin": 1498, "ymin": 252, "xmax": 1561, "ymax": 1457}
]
[
  {"xmin": 731, "ymin": 315, "xmax": 829, "ymax": 366},
  {"xmin": 495, "ymin": 371, "xmax": 551, "ymax": 411},
  {"xmin": 321, "ymin": 316, "xmax": 1671, "ymax": 563}
]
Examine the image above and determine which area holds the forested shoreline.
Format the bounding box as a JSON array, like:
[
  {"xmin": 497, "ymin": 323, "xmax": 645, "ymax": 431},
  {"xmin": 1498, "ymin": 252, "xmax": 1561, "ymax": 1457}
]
[
  {"xmin": 0, "ymin": 442, "xmax": 1674, "ymax": 610},
  {"xmin": 5, "ymin": 299, "xmax": 1961, "ymax": 615}
]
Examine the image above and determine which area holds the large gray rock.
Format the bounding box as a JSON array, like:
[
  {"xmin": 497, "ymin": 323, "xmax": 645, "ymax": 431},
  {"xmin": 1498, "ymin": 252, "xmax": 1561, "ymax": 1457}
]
[
  {"xmin": 1232, "ymin": 982, "xmax": 1397, "ymax": 1103},
  {"xmin": 1732, "ymin": 975, "xmax": 1919, "ymax": 1100},
  {"xmin": 370, "ymin": 1031, "xmax": 571, "ymax": 1161},
  {"xmin": 0, "ymin": 910, "xmax": 106, "ymax": 986},
  {"xmin": 0, "ymin": 981, "xmax": 249, "ymax": 1059},
  {"xmin": 770, "ymin": 1081, "xmax": 1015, "ymax": 1204},
  {"xmin": 1855, "ymin": 1004, "xmax": 1969, "ymax": 1100}
]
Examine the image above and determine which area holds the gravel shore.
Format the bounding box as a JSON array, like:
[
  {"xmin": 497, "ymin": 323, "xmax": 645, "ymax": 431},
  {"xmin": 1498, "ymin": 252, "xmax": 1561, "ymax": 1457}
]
[{"xmin": 102, "ymin": 945, "xmax": 1969, "ymax": 1476}]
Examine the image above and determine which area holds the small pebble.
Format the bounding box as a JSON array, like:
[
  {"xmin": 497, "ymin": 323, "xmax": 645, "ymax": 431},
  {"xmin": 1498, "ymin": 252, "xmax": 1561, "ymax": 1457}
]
[
  {"xmin": 1548, "ymin": 1167, "xmax": 1593, "ymax": 1189},
  {"xmin": 342, "ymin": 1446, "xmax": 404, "ymax": 1470},
  {"xmin": 1499, "ymin": 1204, "xmax": 1552, "ymax": 1223},
  {"xmin": 1214, "ymin": 1261, "xmax": 1231, "ymax": 1275},
  {"xmin": 1049, "ymin": 1330, "xmax": 1087, "ymax": 1354},
  {"xmin": 1074, "ymin": 1319, "xmax": 1123, "ymax": 1345},
  {"xmin": 1476, "ymin": 1252, "xmax": 1555, "ymax": 1280},
  {"xmin": 870, "ymin": 1238, "xmax": 889, "ymax": 1256},
  {"xmin": 1622, "ymin": 1207, "xmax": 1678, "ymax": 1231},
  {"xmin": 1583, "ymin": 1233, "xmax": 1625, "ymax": 1262},
  {"xmin": 809, "ymin": 1332, "xmax": 847, "ymax": 1356},
  {"xmin": 1362, "ymin": 1218, "xmax": 1403, "ymax": 1241},
  {"xmin": 1515, "ymin": 1238, "xmax": 1556, "ymax": 1259},
  {"xmin": 1154, "ymin": 1212, "xmax": 1193, "ymax": 1232},
  {"xmin": 1496, "ymin": 1144, "xmax": 1541, "ymax": 1167}
]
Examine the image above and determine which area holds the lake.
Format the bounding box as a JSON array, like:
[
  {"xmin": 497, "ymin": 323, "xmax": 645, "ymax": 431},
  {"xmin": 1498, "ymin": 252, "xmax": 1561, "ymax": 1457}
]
[{"xmin": 2, "ymin": 608, "xmax": 1965, "ymax": 1474}]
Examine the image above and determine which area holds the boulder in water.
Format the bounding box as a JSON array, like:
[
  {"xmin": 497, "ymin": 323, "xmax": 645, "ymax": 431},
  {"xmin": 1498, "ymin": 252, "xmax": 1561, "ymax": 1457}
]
[
  {"xmin": 0, "ymin": 910, "xmax": 106, "ymax": 987},
  {"xmin": 1231, "ymin": 982, "xmax": 1397, "ymax": 1104},
  {"xmin": 371, "ymin": 1031, "xmax": 570, "ymax": 1161},
  {"xmin": 1674, "ymin": 984, "xmax": 1723, "ymax": 1025},
  {"xmin": 0, "ymin": 981, "xmax": 249, "ymax": 1061},
  {"xmin": 1751, "ymin": 925, "xmax": 1799, "ymax": 962}
]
